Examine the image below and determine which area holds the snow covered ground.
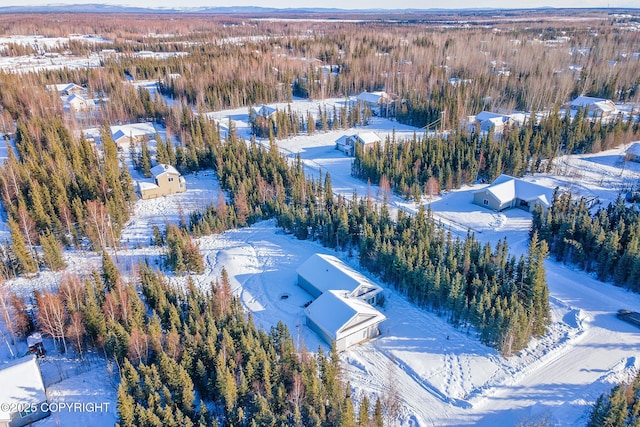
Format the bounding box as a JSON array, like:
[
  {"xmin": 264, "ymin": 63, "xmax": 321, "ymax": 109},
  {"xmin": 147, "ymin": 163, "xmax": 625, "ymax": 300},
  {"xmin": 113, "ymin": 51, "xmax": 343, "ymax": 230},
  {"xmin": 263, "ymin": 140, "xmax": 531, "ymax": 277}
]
[{"xmin": 1, "ymin": 96, "xmax": 640, "ymax": 426}]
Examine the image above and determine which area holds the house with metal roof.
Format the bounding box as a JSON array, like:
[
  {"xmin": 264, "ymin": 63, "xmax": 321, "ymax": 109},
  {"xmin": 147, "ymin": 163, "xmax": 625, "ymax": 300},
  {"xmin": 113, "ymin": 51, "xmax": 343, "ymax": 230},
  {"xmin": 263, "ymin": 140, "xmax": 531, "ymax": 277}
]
[{"xmin": 473, "ymin": 174, "xmax": 555, "ymax": 213}]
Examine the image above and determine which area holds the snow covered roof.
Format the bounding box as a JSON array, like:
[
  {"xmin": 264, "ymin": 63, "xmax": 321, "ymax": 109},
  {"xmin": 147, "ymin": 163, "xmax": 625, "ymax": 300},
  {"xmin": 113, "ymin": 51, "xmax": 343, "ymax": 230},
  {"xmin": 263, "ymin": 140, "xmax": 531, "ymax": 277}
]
[
  {"xmin": 475, "ymin": 111, "xmax": 510, "ymax": 123},
  {"xmin": 356, "ymin": 132, "xmax": 382, "ymax": 145},
  {"xmin": 480, "ymin": 174, "xmax": 555, "ymax": 208},
  {"xmin": 47, "ymin": 83, "xmax": 83, "ymax": 94},
  {"xmin": 297, "ymin": 253, "xmax": 382, "ymax": 299},
  {"xmin": 305, "ymin": 290, "xmax": 386, "ymax": 341},
  {"xmin": 569, "ymin": 96, "xmax": 616, "ymax": 113},
  {"xmin": 0, "ymin": 355, "xmax": 46, "ymax": 420},
  {"xmin": 110, "ymin": 123, "xmax": 156, "ymax": 140},
  {"xmin": 626, "ymin": 142, "xmax": 640, "ymax": 157},
  {"xmin": 356, "ymin": 91, "xmax": 389, "ymax": 104},
  {"xmin": 138, "ymin": 181, "xmax": 159, "ymax": 191},
  {"xmin": 252, "ymin": 104, "xmax": 277, "ymax": 117},
  {"xmin": 151, "ymin": 164, "xmax": 180, "ymax": 177}
]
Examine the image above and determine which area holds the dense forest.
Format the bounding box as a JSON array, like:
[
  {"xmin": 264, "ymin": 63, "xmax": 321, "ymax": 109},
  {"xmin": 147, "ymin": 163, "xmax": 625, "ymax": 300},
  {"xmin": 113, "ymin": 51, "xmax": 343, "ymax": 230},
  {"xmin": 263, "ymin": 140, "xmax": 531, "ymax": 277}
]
[
  {"xmin": 531, "ymin": 193, "xmax": 640, "ymax": 291},
  {"xmin": 353, "ymin": 112, "xmax": 640, "ymax": 199}
]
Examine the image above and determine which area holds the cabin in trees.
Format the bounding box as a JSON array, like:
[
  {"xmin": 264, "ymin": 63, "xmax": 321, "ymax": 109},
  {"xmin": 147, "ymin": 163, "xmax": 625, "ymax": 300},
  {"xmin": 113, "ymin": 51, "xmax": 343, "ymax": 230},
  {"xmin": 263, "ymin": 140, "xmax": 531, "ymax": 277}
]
[
  {"xmin": 568, "ymin": 96, "xmax": 618, "ymax": 120},
  {"xmin": 137, "ymin": 164, "xmax": 186, "ymax": 200},
  {"xmin": 625, "ymin": 142, "xmax": 640, "ymax": 163},
  {"xmin": 110, "ymin": 123, "xmax": 156, "ymax": 147},
  {"xmin": 0, "ymin": 355, "xmax": 50, "ymax": 427},
  {"xmin": 356, "ymin": 90, "xmax": 392, "ymax": 116},
  {"xmin": 297, "ymin": 254, "xmax": 385, "ymax": 351},
  {"xmin": 473, "ymin": 174, "xmax": 555, "ymax": 213},
  {"xmin": 67, "ymin": 94, "xmax": 95, "ymax": 112},
  {"xmin": 46, "ymin": 82, "xmax": 85, "ymax": 96},
  {"xmin": 467, "ymin": 111, "xmax": 525, "ymax": 133},
  {"xmin": 305, "ymin": 290, "xmax": 386, "ymax": 352},
  {"xmin": 335, "ymin": 132, "xmax": 381, "ymax": 156}
]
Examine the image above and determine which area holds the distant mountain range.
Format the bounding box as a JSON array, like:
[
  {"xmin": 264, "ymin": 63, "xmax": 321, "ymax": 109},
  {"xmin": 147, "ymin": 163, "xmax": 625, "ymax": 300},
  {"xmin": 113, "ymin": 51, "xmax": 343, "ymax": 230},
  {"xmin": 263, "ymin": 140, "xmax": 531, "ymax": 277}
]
[
  {"xmin": 0, "ymin": 4, "xmax": 419, "ymax": 14},
  {"xmin": 0, "ymin": 3, "xmax": 636, "ymax": 14}
]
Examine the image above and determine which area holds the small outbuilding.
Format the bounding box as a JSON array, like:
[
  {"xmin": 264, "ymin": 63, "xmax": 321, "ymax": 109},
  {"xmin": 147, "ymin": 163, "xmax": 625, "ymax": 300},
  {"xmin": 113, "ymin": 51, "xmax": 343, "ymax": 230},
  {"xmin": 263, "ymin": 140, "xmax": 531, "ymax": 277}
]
[
  {"xmin": 0, "ymin": 355, "xmax": 50, "ymax": 427},
  {"xmin": 305, "ymin": 290, "xmax": 386, "ymax": 351},
  {"xmin": 138, "ymin": 164, "xmax": 186, "ymax": 200},
  {"xmin": 473, "ymin": 174, "xmax": 555, "ymax": 212},
  {"xmin": 297, "ymin": 253, "xmax": 382, "ymax": 304}
]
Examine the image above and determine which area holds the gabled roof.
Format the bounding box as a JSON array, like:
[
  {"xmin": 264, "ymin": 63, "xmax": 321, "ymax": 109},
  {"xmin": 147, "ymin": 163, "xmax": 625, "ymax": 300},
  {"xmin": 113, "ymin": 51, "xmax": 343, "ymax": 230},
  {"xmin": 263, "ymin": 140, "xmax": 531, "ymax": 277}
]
[
  {"xmin": 356, "ymin": 91, "xmax": 389, "ymax": 104},
  {"xmin": 475, "ymin": 111, "xmax": 511, "ymax": 123},
  {"xmin": 335, "ymin": 135, "xmax": 350, "ymax": 146},
  {"xmin": 111, "ymin": 123, "xmax": 156, "ymax": 141},
  {"xmin": 0, "ymin": 356, "xmax": 47, "ymax": 420},
  {"xmin": 297, "ymin": 253, "xmax": 382, "ymax": 298},
  {"xmin": 479, "ymin": 174, "xmax": 555, "ymax": 208},
  {"xmin": 111, "ymin": 129, "xmax": 128, "ymax": 141},
  {"xmin": 47, "ymin": 83, "xmax": 83, "ymax": 94},
  {"xmin": 151, "ymin": 164, "xmax": 180, "ymax": 177},
  {"xmin": 356, "ymin": 132, "xmax": 382, "ymax": 145},
  {"xmin": 252, "ymin": 104, "xmax": 277, "ymax": 117},
  {"xmin": 67, "ymin": 93, "xmax": 85, "ymax": 102},
  {"xmin": 305, "ymin": 290, "xmax": 386, "ymax": 341},
  {"xmin": 569, "ymin": 96, "xmax": 616, "ymax": 112}
]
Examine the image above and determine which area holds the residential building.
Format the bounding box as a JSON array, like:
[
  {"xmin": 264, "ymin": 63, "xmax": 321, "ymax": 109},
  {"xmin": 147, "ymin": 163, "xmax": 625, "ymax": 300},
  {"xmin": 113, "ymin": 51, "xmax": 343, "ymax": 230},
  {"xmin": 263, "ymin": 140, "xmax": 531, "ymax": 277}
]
[
  {"xmin": 137, "ymin": 164, "xmax": 186, "ymax": 200},
  {"xmin": 473, "ymin": 174, "xmax": 555, "ymax": 212},
  {"xmin": 335, "ymin": 132, "xmax": 381, "ymax": 156},
  {"xmin": 297, "ymin": 253, "xmax": 382, "ymax": 304},
  {"xmin": 305, "ymin": 290, "xmax": 386, "ymax": 352}
]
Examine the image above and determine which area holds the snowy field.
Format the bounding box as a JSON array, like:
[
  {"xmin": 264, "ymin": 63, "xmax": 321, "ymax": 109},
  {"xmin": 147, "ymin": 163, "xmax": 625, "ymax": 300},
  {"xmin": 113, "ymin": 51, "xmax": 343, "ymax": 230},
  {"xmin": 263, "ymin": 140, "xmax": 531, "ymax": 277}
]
[{"xmin": 1, "ymin": 96, "xmax": 640, "ymax": 426}]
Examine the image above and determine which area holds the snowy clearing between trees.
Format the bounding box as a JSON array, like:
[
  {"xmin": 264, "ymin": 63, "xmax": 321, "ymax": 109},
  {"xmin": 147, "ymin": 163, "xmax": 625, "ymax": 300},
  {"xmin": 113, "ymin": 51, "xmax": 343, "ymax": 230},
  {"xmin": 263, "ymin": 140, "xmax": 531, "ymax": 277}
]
[{"xmin": 2, "ymin": 97, "xmax": 640, "ymax": 426}]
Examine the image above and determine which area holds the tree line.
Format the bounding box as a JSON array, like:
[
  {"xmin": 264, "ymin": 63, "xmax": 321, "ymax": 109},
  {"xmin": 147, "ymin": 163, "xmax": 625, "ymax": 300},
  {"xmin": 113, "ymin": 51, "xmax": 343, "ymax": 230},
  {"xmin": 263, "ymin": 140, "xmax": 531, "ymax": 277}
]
[
  {"xmin": 352, "ymin": 110, "xmax": 639, "ymax": 199},
  {"xmin": 531, "ymin": 193, "xmax": 640, "ymax": 291}
]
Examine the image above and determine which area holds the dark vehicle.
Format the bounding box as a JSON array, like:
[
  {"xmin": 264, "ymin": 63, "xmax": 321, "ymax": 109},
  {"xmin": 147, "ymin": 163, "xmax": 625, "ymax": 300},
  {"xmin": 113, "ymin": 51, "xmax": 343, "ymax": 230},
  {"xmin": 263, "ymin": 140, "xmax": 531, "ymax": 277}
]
[{"xmin": 617, "ymin": 309, "xmax": 640, "ymax": 329}]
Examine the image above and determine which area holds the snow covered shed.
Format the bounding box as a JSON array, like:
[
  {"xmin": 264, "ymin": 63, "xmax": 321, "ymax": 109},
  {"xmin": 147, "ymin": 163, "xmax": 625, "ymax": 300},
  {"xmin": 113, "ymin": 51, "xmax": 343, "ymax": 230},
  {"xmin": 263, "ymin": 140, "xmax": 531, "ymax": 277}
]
[
  {"xmin": 137, "ymin": 164, "xmax": 186, "ymax": 200},
  {"xmin": 305, "ymin": 290, "xmax": 386, "ymax": 351},
  {"xmin": 0, "ymin": 355, "xmax": 50, "ymax": 427},
  {"xmin": 297, "ymin": 254, "xmax": 382, "ymax": 304},
  {"xmin": 473, "ymin": 174, "xmax": 555, "ymax": 213}
]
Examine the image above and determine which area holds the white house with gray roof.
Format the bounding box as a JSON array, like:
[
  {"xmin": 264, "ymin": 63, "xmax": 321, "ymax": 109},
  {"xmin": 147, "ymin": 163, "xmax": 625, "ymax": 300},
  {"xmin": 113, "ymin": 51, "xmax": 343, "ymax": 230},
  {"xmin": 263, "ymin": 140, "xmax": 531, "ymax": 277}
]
[{"xmin": 473, "ymin": 174, "xmax": 556, "ymax": 213}]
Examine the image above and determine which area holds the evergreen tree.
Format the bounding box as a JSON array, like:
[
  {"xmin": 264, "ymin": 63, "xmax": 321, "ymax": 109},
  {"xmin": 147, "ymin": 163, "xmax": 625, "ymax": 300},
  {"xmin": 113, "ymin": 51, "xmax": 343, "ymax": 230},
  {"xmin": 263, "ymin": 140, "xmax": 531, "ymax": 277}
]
[{"xmin": 8, "ymin": 218, "xmax": 38, "ymax": 275}]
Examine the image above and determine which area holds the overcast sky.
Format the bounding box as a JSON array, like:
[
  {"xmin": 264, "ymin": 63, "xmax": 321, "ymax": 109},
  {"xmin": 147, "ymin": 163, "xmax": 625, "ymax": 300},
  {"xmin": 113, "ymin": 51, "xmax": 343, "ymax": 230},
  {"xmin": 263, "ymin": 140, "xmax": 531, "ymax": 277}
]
[{"xmin": 4, "ymin": 0, "xmax": 639, "ymax": 10}]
